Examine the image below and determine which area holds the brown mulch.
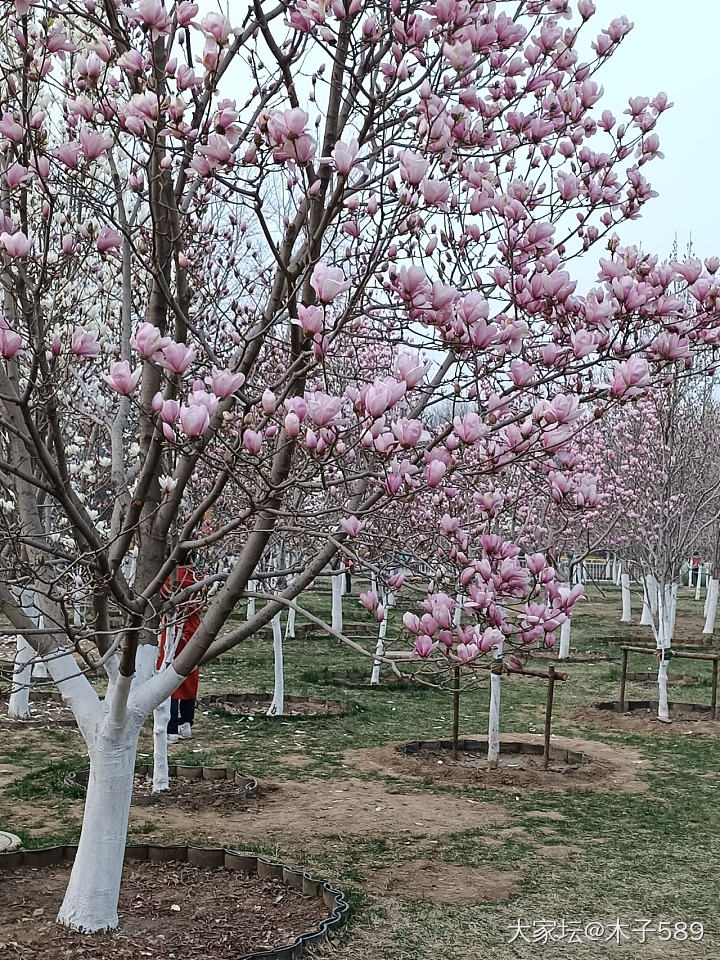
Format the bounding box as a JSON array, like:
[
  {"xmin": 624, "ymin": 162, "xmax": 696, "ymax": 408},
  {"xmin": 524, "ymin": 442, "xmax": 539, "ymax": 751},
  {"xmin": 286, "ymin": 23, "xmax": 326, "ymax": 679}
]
[
  {"xmin": 0, "ymin": 861, "xmax": 329, "ymax": 958},
  {"xmin": 568, "ymin": 704, "xmax": 720, "ymax": 736},
  {"xmin": 131, "ymin": 774, "xmax": 257, "ymax": 810},
  {"xmin": 0, "ymin": 698, "xmax": 76, "ymax": 728},
  {"xmin": 345, "ymin": 733, "xmax": 649, "ymax": 795}
]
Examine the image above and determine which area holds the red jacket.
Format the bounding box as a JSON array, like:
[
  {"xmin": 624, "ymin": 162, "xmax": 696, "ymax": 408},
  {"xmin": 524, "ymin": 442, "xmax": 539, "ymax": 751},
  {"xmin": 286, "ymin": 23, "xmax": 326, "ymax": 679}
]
[{"xmin": 157, "ymin": 566, "xmax": 202, "ymax": 700}]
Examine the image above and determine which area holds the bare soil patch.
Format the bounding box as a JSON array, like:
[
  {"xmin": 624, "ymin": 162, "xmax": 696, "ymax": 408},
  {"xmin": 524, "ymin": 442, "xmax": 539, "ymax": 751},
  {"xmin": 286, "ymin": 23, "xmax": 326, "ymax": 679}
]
[
  {"xmin": 360, "ymin": 858, "xmax": 521, "ymax": 905},
  {"xmin": 0, "ymin": 860, "xmax": 329, "ymax": 959},
  {"xmin": 129, "ymin": 777, "xmax": 508, "ymax": 846},
  {"xmin": 204, "ymin": 692, "xmax": 347, "ymax": 717},
  {"xmin": 569, "ymin": 704, "xmax": 720, "ymax": 735},
  {"xmin": 345, "ymin": 733, "xmax": 648, "ymax": 794}
]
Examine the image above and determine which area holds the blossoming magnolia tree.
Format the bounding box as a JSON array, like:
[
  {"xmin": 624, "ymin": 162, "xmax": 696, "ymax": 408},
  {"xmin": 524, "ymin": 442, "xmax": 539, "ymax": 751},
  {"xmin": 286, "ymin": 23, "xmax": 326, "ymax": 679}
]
[
  {"xmin": 593, "ymin": 381, "xmax": 720, "ymax": 718},
  {"xmin": 1, "ymin": 0, "xmax": 720, "ymax": 935}
]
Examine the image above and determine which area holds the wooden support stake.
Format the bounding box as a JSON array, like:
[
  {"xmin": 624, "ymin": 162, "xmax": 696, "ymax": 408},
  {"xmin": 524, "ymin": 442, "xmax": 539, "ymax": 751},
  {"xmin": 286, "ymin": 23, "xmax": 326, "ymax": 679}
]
[
  {"xmin": 712, "ymin": 658, "xmax": 718, "ymax": 721},
  {"xmin": 543, "ymin": 664, "xmax": 556, "ymax": 771},
  {"xmin": 619, "ymin": 647, "xmax": 628, "ymax": 713},
  {"xmin": 452, "ymin": 665, "xmax": 460, "ymax": 761}
]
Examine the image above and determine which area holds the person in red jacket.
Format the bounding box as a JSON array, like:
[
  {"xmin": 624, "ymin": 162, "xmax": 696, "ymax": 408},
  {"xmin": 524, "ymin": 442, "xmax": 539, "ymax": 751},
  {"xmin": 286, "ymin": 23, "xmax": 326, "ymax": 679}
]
[{"xmin": 157, "ymin": 557, "xmax": 203, "ymax": 743}]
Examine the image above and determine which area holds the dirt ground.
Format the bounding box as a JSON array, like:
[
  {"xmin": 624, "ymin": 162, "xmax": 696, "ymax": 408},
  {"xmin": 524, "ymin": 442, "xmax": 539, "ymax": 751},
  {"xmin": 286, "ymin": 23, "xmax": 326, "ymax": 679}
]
[
  {"xmin": 359, "ymin": 858, "xmax": 522, "ymax": 905},
  {"xmin": 569, "ymin": 704, "xmax": 720, "ymax": 736},
  {"xmin": 344, "ymin": 733, "xmax": 650, "ymax": 795},
  {"xmin": 0, "ymin": 860, "xmax": 329, "ymax": 959},
  {"xmin": 127, "ymin": 777, "xmax": 510, "ymax": 848}
]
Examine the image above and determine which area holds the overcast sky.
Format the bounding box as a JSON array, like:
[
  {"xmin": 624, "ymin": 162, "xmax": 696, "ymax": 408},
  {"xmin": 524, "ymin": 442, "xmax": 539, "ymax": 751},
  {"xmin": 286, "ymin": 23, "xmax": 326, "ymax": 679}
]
[{"xmin": 576, "ymin": 0, "xmax": 719, "ymax": 282}]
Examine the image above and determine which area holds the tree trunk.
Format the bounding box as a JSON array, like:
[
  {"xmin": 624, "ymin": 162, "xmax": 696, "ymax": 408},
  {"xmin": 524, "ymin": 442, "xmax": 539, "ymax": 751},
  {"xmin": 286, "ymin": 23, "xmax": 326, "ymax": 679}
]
[
  {"xmin": 640, "ymin": 573, "xmax": 654, "ymax": 626},
  {"xmin": 266, "ymin": 612, "xmax": 284, "ymax": 716},
  {"xmin": 285, "ymin": 606, "xmax": 296, "ymax": 639},
  {"xmin": 620, "ymin": 569, "xmax": 631, "ymax": 623},
  {"xmin": 656, "ymin": 582, "xmax": 672, "ymax": 723},
  {"xmin": 703, "ymin": 578, "xmax": 718, "ymax": 635},
  {"xmin": 695, "ymin": 565, "xmax": 704, "ymax": 601},
  {"xmin": 558, "ymin": 582, "xmax": 571, "ymax": 659},
  {"xmin": 331, "ymin": 572, "xmax": 343, "ymax": 633},
  {"xmin": 246, "ymin": 580, "xmax": 256, "ymax": 619},
  {"xmin": 8, "ymin": 635, "xmax": 33, "ymax": 719},
  {"xmin": 487, "ymin": 642, "xmax": 503, "ymax": 769},
  {"xmin": 57, "ymin": 726, "xmax": 140, "ymax": 932},
  {"xmin": 152, "ymin": 697, "xmax": 171, "ymax": 791},
  {"xmin": 369, "ymin": 612, "xmax": 388, "ymax": 685}
]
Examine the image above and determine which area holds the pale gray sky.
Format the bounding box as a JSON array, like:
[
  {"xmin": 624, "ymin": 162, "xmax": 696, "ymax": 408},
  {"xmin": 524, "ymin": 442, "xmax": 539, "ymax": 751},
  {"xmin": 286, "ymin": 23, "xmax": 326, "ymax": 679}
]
[{"xmin": 577, "ymin": 0, "xmax": 719, "ymax": 282}]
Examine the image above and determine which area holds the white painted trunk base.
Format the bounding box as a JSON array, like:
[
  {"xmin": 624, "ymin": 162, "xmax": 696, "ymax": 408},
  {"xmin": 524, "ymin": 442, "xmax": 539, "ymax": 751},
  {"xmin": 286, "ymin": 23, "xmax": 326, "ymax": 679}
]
[
  {"xmin": 331, "ymin": 573, "xmax": 343, "ymax": 633},
  {"xmin": 267, "ymin": 613, "xmax": 285, "ymax": 716},
  {"xmin": 285, "ymin": 607, "xmax": 296, "ymax": 639},
  {"xmin": 620, "ymin": 573, "xmax": 632, "ymax": 623},
  {"xmin": 657, "ymin": 655, "xmax": 671, "ymax": 723},
  {"xmin": 370, "ymin": 614, "xmax": 388, "ymax": 685},
  {"xmin": 488, "ymin": 669, "xmax": 501, "ymax": 768},
  {"xmin": 152, "ymin": 697, "xmax": 171, "ymax": 792},
  {"xmin": 695, "ymin": 567, "xmax": 704, "ymax": 602},
  {"xmin": 8, "ymin": 635, "xmax": 33, "ymax": 719},
  {"xmin": 57, "ymin": 731, "xmax": 139, "ymax": 931},
  {"xmin": 703, "ymin": 578, "xmax": 718, "ymax": 635},
  {"xmin": 487, "ymin": 640, "xmax": 503, "ymax": 768},
  {"xmin": 246, "ymin": 580, "xmax": 256, "ymax": 620},
  {"xmin": 558, "ymin": 583, "xmax": 571, "ymax": 659}
]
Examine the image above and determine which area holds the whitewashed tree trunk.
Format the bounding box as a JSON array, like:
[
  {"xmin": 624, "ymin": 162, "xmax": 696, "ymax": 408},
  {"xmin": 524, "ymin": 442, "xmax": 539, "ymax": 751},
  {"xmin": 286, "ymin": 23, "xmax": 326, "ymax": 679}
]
[
  {"xmin": 487, "ymin": 641, "xmax": 503, "ymax": 769},
  {"xmin": 331, "ymin": 572, "xmax": 343, "ymax": 633},
  {"xmin": 32, "ymin": 654, "xmax": 48, "ymax": 679},
  {"xmin": 8, "ymin": 635, "xmax": 33, "ymax": 719},
  {"xmin": 152, "ymin": 698, "xmax": 171, "ymax": 791},
  {"xmin": 151, "ymin": 621, "xmax": 177, "ymax": 791},
  {"xmin": 620, "ymin": 570, "xmax": 632, "ymax": 623},
  {"xmin": 57, "ymin": 727, "xmax": 140, "ymax": 931},
  {"xmin": 703, "ymin": 577, "xmax": 718, "ymax": 635},
  {"xmin": 613, "ymin": 557, "xmax": 621, "ymax": 585},
  {"xmin": 655, "ymin": 582, "xmax": 673, "ymax": 723},
  {"xmin": 369, "ymin": 609, "xmax": 388, "ymax": 685},
  {"xmin": 695, "ymin": 565, "xmax": 704, "ymax": 601},
  {"xmin": 246, "ymin": 579, "xmax": 256, "ymax": 619},
  {"xmin": 657, "ymin": 653, "xmax": 671, "ymax": 723},
  {"xmin": 558, "ymin": 582, "xmax": 571, "ymax": 659},
  {"xmin": 605, "ymin": 557, "xmax": 612, "ymax": 579},
  {"xmin": 266, "ymin": 613, "xmax": 285, "ymax": 716},
  {"xmin": 668, "ymin": 583, "xmax": 678, "ymax": 638},
  {"xmin": 285, "ymin": 606, "xmax": 296, "ymax": 639},
  {"xmin": 640, "ymin": 578, "xmax": 653, "ymax": 626}
]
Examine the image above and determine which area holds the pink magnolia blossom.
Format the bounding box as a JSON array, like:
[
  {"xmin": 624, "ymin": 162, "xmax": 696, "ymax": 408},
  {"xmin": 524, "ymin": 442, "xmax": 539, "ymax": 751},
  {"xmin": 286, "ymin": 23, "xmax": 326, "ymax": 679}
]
[
  {"xmin": 201, "ymin": 12, "xmax": 232, "ymax": 43},
  {"xmin": 425, "ymin": 460, "xmax": 446, "ymax": 487},
  {"xmin": 310, "ymin": 263, "xmax": 351, "ymax": 302},
  {"xmin": 0, "ymin": 113, "xmax": 23, "ymax": 142},
  {"xmin": 0, "ymin": 231, "xmax": 31, "ymax": 258},
  {"xmin": 0, "ymin": 327, "xmax": 24, "ymax": 358},
  {"xmin": 133, "ymin": 323, "xmax": 170, "ymax": 360},
  {"xmin": 332, "ymin": 138, "xmax": 359, "ymax": 175},
  {"xmin": 243, "ymin": 429, "xmax": 263, "ymax": 454},
  {"xmin": 79, "ymin": 130, "xmax": 113, "ymax": 161},
  {"xmin": 71, "ymin": 329, "xmax": 101, "ymax": 357},
  {"xmin": 96, "ymin": 227, "xmax": 122, "ymax": 252},
  {"xmin": 359, "ymin": 590, "xmax": 378, "ymax": 612},
  {"xmin": 158, "ymin": 342, "xmax": 196, "ymax": 374},
  {"xmin": 103, "ymin": 361, "xmax": 140, "ymax": 395},
  {"xmin": 211, "ymin": 367, "xmax": 245, "ymax": 399},
  {"xmin": 307, "ymin": 391, "xmax": 342, "ymax": 426},
  {"xmin": 180, "ymin": 404, "xmax": 210, "ymax": 438},
  {"xmin": 398, "ymin": 150, "xmax": 429, "ymax": 185},
  {"xmin": 610, "ymin": 357, "xmax": 650, "ymax": 398},
  {"xmin": 340, "ymin": 516, "xmax": 363, "ymax": 537},
  {"xmin": 413, "ymin": 634, "xmax": 437, "ymax": 658}
]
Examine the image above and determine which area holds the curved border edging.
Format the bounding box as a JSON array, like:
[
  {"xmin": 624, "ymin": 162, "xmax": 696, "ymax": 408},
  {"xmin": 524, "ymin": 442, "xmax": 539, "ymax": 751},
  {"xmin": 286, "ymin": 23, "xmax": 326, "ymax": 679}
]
[
  {"xmin": 64, "ymin": 764, "xmax": 258, "ymax": 800},
  {"xmin": 399, "ymin": 738, "xmax": 591, "ymax": 765},
  {"xmin": 595, "ymin": 699, "xmax": 716, "ymax": 717},
  {"xmin": 0, "ymin": 844, "xmax": 349, "ymax": 959},
  {"xmin": 201, "ymin": 692, "xmax": 348, "ymax": 717}
]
